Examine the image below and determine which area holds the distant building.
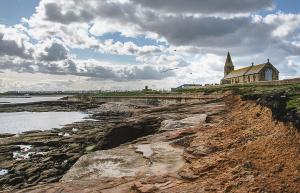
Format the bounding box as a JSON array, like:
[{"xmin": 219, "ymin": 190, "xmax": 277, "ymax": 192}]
[{"xmin": 221, "ymin": 52, "xmax": 279, "ymax": 84}]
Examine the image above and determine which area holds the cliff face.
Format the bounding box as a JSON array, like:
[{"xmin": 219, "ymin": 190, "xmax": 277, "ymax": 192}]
[
  {"xmin": 170, "ymin": 96, "xmax": 300, "ymax": 192},
  {"xmin": 13, "ymin": 95, "xmax": 300, "ymax": 193}
]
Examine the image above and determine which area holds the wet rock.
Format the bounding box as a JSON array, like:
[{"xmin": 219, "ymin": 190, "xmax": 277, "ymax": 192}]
[
  {"xmin": 25, "ymin": 165, "xmax": 43, "ymax": 175},
  {"xmin": 0, "ymin": 133, "xmax": 15, "ymax": 138},
  {"xmin": 98, "ymin": 116, "xmax": 162, "ymax": 149},
  {"xmin": 27, "ymin": 175, "xmax": 40, "ymax": 184},
  {"xmin": 40, "ymin": 168, "xmax": 63, "ymax": 179},
  {"xmin": 42, "ymin": 157, "xmax": 52, "ymax": 163},
  {"xmin": 8, "ymin": 176, "xmax": 24, "ymax": 185},
  {"xmin": 67, "ymin": 154, "xmax": 81, "ymax": 164},
  {"xmin": 46, "ymin": 176, "xmax": 60, "ymax": 183},
  {"xmin": 14, "ymin": 162, "xmax": 32, "ymax": 171}
]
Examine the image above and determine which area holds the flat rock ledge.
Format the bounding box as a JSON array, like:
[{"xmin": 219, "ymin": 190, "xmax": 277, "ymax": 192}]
[
  {"xmin": 62, "ymin": 113, "xmax": 208, "ymax": 182},
  {"xmin": 62, "ymin": 142, "xmax": 184, "ymax": 181}
]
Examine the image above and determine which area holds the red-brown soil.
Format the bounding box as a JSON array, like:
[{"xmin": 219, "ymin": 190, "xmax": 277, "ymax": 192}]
[{"xmin": 165, "ymin": 96, "xmax": 300, "ymax": 192}]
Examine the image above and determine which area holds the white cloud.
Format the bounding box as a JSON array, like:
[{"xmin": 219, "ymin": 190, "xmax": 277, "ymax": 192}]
[
  {"xmin": 263, "ymin": 13, "xmax": 300, "ymax": 38},
  {"xmin": 0, "ymin": 0, "xmax": 300, "ymax": 91}
]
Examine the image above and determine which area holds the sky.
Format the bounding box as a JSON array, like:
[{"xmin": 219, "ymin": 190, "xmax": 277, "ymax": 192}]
[{"xmin": 0, "ymin": 0, "xmax": 300, "ymax": 91}]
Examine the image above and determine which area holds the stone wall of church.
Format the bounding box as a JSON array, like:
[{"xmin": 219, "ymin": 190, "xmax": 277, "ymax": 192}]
[{"xmin": 225, "ymin": 69, "xmax": 279, "ymax": 84}]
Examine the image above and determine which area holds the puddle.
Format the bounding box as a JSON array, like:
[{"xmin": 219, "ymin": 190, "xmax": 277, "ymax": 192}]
[
  {"xmin": 13, "ymin": 145, "xmax": 47, "ymax": 160},
  {"xmin": 0, "ymin": 169, "xmax": 8, "ymax": 176}
]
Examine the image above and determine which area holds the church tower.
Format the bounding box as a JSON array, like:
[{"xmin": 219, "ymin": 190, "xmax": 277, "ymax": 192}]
[{"xmin": 224, "ymin": 51, "xmax": 234, "ymax": 76}]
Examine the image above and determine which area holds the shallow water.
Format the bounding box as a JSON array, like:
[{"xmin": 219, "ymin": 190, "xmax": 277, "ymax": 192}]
[
  {"xmin": 0, "ymin": 169, "xmax": 8, "ymax": 176},
  {"xmin": 0, "ymin": 111, "xmax": 90, "ymax": 134},
  {"xmin": 0, "ymin": 96, "xmax": 65, "ymax": 104}
]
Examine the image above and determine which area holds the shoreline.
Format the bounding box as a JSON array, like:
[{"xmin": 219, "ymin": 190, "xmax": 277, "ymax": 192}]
[
  {"xmin": 13, "ymin": 94, "xmax": 300, "ymax": 193},
  {"xmin": 0, "ymin": 95, "xmax": 225, "ymax": 191}
]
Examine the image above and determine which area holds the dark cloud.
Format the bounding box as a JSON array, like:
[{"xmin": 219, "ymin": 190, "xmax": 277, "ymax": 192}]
[
  {"xmin": 66, "ymin": 59, "xmax": 77, "ymax": 73},
  {"xmin": 141, "ymin": 16, "xmax": 250, "ymax": 47},
  {"xmin": 122, "ymin": 66, "xmax": 175, "ymax": 80},
  {"xmin": 0, "ymin": 56, "xmax": 175, "ymax": 81},
  {"xmin": 0, "ymin": 33, "xmax": 32, "ymax": 59},
  {"xmin": 36, "ymin": 0, "xmax": 295, "ymax": 57},
  {"xmin": 44, "ymin": 3, "xmax": 94, "ymax": 24},
  {"xmin": 131, "ymin": 0, "xmax": 273, "ymax": 14},
  {"xmin": 39, "ymin": 42, "xmax": 69, "ymax": 61},
  {"xmin": 83, "ymin": 66, "xmax": 118, "ymax": 79}
]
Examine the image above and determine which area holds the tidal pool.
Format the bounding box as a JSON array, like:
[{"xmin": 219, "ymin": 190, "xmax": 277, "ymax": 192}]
[{"xmin": 0, "ymin": 111, "xmax": 90, "ymax": 134}]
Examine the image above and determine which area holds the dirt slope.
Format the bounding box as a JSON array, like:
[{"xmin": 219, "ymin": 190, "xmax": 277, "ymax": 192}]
[{"xmin": 167, "ymin": 96, "xmax": 300, "ymax": 192}]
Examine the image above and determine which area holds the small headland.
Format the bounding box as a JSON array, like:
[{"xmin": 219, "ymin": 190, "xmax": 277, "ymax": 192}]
[{"xmin": 1, "ymin": 82, "xmax": 300, "ymax": 192}]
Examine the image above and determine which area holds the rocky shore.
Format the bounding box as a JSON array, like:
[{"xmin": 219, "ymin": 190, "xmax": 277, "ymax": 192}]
[
  {"xmin": 2, "ymin": 92, "xmax": 299, "ymax": 192},
  {"xmin": 3, "ymin": 93, "xmax": 299, "ymax": 192},
  {"xmin": 0, "ymin": 94, "xmax": 225, "ymax": 192}
]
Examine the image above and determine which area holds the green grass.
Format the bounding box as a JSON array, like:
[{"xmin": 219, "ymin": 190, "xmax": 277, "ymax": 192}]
[
  {"xmin": 176, "ymin": 82, "xmax": 300, "ymax": 112},
  {"xmin": 176, "ymin": 83, "xmax": 300, "ymax": 95},
  {"xmin": 287, "ymin": 95, "xmax": 300, "ymax": 112}
]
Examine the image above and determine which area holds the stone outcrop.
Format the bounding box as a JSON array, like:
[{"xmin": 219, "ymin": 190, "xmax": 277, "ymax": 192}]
[
  {"xmin": 11, "ymin": 95, "xmax": 300, "ymax": 192},
  {"xmin": 0, "ymin": 94, "xmax": 225, "ymax": 191}
]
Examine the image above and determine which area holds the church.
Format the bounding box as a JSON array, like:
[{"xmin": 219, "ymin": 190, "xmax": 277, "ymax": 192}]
[{"xmin": 221, "ymin": 52, "xmax": 279, "ymax": 84}]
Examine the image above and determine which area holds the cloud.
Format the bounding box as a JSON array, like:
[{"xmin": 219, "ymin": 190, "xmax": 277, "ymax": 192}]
[
  {"xmin": 39, "ymin": 41, "xmax": 69, "ymax": 61},
  {"xmin": 1, "ymin": 0, "xmax": 300, "ymax": 91},
  {"xmin": 121, "ymin": 66, "xmax": 175, "ymax": 80},
  {"xmin": 0, "ymin": 55, "xmax": 175, "ymax": 81},
  {"xmin": 25, "ymin": 0, "xmax": 300, "ymax": 57},
  {"xmin": 44, "ymin": 2, "xmax": 94, "ymax": 24},
  {"xmin": 0, "ymin": 25, "xmax": 33, "ymax": 59},
  {"xmin": 131, "ymin": 0, "xmax": 274, "ymax": 14}
]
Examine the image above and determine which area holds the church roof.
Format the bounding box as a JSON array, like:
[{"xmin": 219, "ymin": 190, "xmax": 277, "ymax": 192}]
[
  {"xmin": 225, "ymin": 66, "xmax": 252, "ymax": 79},
  {"xmin": 244, "ymin": 63, "xmax": 267, "ymax": 75},
  {"xmin": 225, "ymin": 52, "xmax": 234, "ymax": 67},
  {"xmin": 224, "ymin": 62, "xmax": 276, "ymax": 79}
]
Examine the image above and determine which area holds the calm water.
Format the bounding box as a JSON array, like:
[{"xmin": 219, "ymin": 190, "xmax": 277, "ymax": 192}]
[
  {"xmin": 0, "ymin": 96, "xmax": 65, "ymax": 104},
  {"xmin": 0, "ymin": 112, "xmax": 90, "ymax": 134}
]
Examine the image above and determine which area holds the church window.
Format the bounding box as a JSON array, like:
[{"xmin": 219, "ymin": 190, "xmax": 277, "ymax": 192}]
[{"xmin": 265, "ymin": 69, "xmax": 273, "ymax": 81}]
